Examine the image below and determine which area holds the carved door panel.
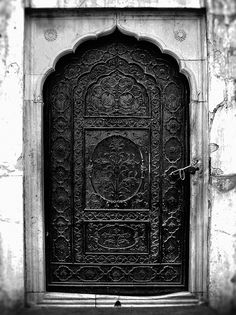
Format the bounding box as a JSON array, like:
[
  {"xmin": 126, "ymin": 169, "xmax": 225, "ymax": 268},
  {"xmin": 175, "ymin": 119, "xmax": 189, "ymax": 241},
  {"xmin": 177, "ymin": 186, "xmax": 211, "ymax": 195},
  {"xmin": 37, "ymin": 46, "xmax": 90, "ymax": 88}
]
[{"xmin": 44, "ymin": 31, "xmax": 190, "ymax": 295}]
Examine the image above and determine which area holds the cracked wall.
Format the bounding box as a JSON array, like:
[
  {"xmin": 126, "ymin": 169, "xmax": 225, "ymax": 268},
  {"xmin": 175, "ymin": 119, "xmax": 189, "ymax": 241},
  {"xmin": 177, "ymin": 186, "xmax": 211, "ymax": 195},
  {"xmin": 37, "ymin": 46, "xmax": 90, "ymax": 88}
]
[
  {"xmin": 207, "ymin": 0, "xmax": 236, "ymax": 314},
  {"xmin": 0, "ymin": 0, "xmax": 24, "ymax": 314}
]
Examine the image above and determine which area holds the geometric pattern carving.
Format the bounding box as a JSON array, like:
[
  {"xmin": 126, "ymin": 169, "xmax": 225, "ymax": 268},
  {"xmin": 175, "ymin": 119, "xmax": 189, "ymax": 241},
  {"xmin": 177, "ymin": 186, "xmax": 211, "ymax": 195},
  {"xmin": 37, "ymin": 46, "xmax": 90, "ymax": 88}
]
[{"xmin": 44, "ymin": 30, "xmax": 189, "ymax": 294}]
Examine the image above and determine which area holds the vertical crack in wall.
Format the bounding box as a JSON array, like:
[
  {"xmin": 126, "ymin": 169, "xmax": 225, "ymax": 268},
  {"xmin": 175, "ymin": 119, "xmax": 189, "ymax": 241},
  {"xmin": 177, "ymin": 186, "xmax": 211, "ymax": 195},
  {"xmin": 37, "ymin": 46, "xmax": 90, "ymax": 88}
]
[{"xmin": 209, "ymin": 98, "xmax": 226, "ymax": 132}]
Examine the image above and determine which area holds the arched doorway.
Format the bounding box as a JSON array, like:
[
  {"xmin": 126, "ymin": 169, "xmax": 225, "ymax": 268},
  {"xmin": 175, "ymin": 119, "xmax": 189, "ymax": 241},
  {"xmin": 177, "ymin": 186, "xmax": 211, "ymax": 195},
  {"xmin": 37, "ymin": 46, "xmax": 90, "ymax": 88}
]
[{"xmin": 43, "ymin": 30, "xmax": 190, "ymax": 295}]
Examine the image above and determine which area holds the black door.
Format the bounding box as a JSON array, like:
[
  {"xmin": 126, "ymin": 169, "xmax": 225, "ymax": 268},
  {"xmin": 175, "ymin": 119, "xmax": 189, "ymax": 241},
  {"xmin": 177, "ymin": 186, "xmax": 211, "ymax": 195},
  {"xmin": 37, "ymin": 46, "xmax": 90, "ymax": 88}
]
[{"xmin": 44, "ymin": 30, "xmax": 190, "ymax": 295}]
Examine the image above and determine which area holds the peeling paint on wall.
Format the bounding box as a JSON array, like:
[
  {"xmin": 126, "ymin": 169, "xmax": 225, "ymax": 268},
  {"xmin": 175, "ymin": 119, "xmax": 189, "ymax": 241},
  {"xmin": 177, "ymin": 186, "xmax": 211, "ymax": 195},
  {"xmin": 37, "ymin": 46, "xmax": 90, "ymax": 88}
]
[
  {"xmin": 209, "ymin": 98, "xmax": 226, "ymax": 131},
  {"xmin": 207, "ymin": 0, "xmax": 236, "ymax": 314},
  {"xmin": 0, "ymin": 0, "xmax": 12, "ymax": 83},
  {"xmin": 212, "ymin": 174, "xmax": 236, "ymax": 192},
  {"xmin": 0, "ymin": 0, "xmax": 24, "ymax": 313}
]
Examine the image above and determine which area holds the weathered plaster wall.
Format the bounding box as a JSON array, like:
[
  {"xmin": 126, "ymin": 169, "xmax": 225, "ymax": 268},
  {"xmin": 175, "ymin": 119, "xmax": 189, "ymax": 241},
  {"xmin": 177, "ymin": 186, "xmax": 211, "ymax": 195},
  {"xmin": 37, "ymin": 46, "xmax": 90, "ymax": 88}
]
[
  {"xmin": 0, "ymin": 0, "xmax": 24, "ymax": 314},
  {"xmin": 207, "ymin": 0, "xmax": 236, "ymax": 314}
]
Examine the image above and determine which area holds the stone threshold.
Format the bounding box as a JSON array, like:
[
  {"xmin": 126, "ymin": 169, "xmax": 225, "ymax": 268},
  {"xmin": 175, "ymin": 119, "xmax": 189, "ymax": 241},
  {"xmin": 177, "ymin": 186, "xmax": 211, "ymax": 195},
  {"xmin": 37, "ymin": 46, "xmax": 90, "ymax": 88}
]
[{"xmin": 16, "ymin": 305, "xmax": 217, "ymax": 315}]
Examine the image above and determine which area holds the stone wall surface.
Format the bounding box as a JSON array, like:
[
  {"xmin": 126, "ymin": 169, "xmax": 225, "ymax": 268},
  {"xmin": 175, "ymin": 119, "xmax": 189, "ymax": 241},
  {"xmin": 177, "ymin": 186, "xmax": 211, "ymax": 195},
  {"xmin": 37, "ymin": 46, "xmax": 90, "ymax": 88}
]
[
  {"xmin": 206, "ymin": 1, "xmax": 236, "ymax": 314},
  {"xmin": 0, "ymin": 0, "xmax": 24, "ymax": 314},
  {"xmin": 0, "ymin": 0, "xmax": 236, "ymax": 314}
]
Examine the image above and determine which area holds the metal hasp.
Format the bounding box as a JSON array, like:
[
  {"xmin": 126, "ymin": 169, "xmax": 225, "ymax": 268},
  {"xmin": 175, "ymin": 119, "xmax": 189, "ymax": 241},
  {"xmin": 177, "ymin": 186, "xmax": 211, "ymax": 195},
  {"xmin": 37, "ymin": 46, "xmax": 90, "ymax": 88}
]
[
  {"xmin": 168, "ymin": 159, "xmax": 200, "ymax": 180},
  {"xmin": 43, "ymin": 30, "xmax": 190, "ymax": 295}
]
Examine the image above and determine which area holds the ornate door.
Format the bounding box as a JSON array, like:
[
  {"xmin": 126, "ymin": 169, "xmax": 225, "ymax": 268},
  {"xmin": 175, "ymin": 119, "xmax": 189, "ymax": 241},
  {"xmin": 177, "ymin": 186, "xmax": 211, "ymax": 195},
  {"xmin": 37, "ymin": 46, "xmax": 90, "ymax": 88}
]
[{"xmin": 44, "ymin": 31, "xmax": 190, "ymax": 295}]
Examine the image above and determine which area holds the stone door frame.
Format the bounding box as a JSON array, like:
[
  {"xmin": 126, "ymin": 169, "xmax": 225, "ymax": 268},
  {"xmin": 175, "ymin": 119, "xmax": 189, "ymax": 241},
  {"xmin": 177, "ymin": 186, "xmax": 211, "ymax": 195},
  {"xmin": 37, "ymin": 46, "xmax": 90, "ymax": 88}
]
[{"xmin": 24, "ymin": 9, "xmax": 208, "ymax": 307}]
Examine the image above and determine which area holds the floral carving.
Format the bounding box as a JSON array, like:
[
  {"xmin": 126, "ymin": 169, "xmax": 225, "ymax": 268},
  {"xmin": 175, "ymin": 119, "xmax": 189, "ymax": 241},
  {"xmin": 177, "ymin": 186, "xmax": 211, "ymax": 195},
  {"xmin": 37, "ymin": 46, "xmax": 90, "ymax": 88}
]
[
  {"xmin": 54, "ymin": 237, "xmax": 70, "ymax": 261},
  {"xmin": 54, "ymin": 117, "xmax": 69, "ymax": 133},
  {"xmin": 52, "ymin": 138, "xmax": 70, "ymax": 162},
  {"xmin": 45, "ymin": 31, "xmax": 189, "ymax": 290},
  {"xmin": 131, "ymin": 48, "xmax": 152, "ymax": 65},
  {"xmin": 174, "ymin": 29, "xmax": 187, "ymax": 42},
  {"xmin": 44, "ymin": 28, "xmax": 57, "ymax": 41},
  {"xmin": 52, "ymin": 264, "xmax": 181, "ymax": 283},
  {"xmin": 163, "ymin": 237, "xmax": 180, "ymax": 262},
  {"xmin": 164, "ymin": 188, "xmax": 179, "ymax": 211},
  {"xmin": 86, "ymin": 71, "xmax": 148, "ymax": 116},
  {"xmin": 53, "ymin": 166, "xmax": 68, "ymax": 183},
  {"xmin": 85, "ymin": 129, "xmax": 149, "ymax": 210},
  {"xmin": 77, "ymin": 266, "xmax": 103, "ymax": 281},
  {"xmin": 165, "ymin": 137, "xmax": 182, "ymax": 162},
  {"xmin": 160, "ymin": 266, "xmax": 178, "ymax": 281},
  {"xmin": 130, "ymin": 267, "xmax": 155, "ymax": 282},
  {"xmin": 164, "ymin": 82, "xmax": 182, "ymax": 112},
  {"xmin": 54, "ymin": 266, "xmax": 73, "ymax": 281},
  {"xmin": 109, "ymin": 267, "xmax": 125, "ymax": 282},
  {"xmin": 166, "ymin": 118, "xmax": 181, "ymax": 134},
  {"xmin": 90, "ymin": 135, "xmax": 143, "ymax": 203},
  {"xmin": 53, "ymin": 217, "xmax": 69, "ymax": 234},
  {"xmin": 153, "ymin": 64, "xmax": 170, "ymax": 80},
  {"xmin": 52, "ymin": 187, "xmax": 70, "ymax": 213},
  {"xmin": 64, "ymin": 64, "xmax": 81, "ymax": 79},
  {"xmin": 86, "ymin": 222, "xmax": 148, "ymax": 253}
]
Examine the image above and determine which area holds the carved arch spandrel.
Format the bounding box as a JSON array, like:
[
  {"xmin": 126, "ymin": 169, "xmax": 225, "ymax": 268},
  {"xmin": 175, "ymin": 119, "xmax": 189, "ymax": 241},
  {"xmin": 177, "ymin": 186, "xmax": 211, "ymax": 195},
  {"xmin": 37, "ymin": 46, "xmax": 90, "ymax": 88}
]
[{"xmin": 38, "ymin": 24, "xmax": 198, "ymax": 102}]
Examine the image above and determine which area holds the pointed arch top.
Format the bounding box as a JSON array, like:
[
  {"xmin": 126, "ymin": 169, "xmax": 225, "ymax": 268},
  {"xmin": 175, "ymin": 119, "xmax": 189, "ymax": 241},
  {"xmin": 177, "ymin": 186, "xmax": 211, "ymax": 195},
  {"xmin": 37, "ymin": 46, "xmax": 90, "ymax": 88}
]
[{"xmin": 41, "ymin": 25, "xmax": 197, "ymax": 101}]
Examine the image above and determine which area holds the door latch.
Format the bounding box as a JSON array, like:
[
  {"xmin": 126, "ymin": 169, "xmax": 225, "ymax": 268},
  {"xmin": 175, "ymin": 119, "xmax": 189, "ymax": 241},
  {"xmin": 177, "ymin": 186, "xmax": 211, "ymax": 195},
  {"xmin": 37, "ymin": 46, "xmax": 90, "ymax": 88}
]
[{"xmin": 168, "ymin": 159, "xmax": 200, "ymax": 181}]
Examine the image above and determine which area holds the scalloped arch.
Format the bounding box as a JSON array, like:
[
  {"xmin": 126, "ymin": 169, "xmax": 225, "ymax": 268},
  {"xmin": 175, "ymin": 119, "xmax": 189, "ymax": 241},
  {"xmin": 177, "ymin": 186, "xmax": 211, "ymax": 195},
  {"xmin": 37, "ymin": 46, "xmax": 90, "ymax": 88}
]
[{"xmin": 41, "ymin": 24, "xmax": 197, "ymax": 100}]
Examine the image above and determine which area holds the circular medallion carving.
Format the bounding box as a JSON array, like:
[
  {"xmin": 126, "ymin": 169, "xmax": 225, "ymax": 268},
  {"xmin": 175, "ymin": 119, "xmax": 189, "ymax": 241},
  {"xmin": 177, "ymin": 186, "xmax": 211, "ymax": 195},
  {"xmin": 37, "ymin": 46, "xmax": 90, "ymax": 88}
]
[
  {"xmin": 153, "ymin": 64, "xmax": 170, "ymax": 80},
  {"xmin": 166, "ymin": 118, "xmax": 181, "ymax": 134},
  {"xmin": 91, "ymin": 135, "xmax": 143, "ymax": 202},
  {"xmin": 44, "ymin": 28, "xmax": 57, "ymax": 41},
  {"xmin": 174, "ymin": 29, "xmax": 187, "ymax": 42},
  {"xmin": 131, "ymin": 49, "xmax": 152, "ymax": 65}
]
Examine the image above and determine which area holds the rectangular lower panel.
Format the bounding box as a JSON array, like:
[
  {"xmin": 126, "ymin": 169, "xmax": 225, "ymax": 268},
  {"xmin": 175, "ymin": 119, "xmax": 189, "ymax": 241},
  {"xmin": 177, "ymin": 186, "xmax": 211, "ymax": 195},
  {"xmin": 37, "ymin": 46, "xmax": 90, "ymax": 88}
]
[
  {"xmin": 50, "ymin": 264, "xmax": 182, "ymax": 284},
  {"xmin": 84, "ymin": 221, "xmax": 149, "ymax": 254}
]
